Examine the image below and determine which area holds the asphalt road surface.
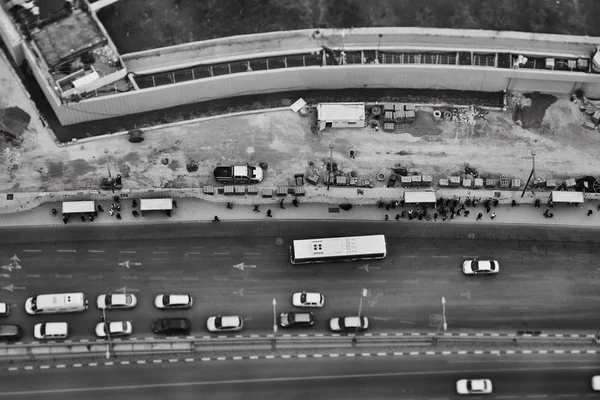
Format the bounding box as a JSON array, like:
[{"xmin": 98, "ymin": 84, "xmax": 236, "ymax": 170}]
[
  {"xmin": 0, "ymin": 221, "xmax": 598, "ymax": 340},
  {"xmin": 0, "ymin": 354, "xmax": 598, "ymax": 399}
]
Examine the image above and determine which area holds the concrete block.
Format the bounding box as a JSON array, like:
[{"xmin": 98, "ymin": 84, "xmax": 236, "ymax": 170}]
[
  {"xmin": 511, "ymin": 179, "xmax": 521, "ymax": 188},
  {"xmin": 438, "ymin": 179, "xmax": 449, "ymax": 187},
  {"xmin": 421, "ymin": 175, "xmax": 432, "ymax": 186},
  {"xmin": 565, "ymin": 178, "xmax": 576, "ymax": 188},
  {"xmin": 262, "ymin": 188, "xmax": 274, "ymax": 198},
  {"xmin": 546, "ymin": 179, "xmax": 557, "ymax": 188},
  {"xmin": 462, "ymin": 178, "xmax": 472, "ymax": 188},
  {"xmin": 224, "ymin": 186, "xmax": 235, "ymax": 196},
  {"xmin": 484, "ymin": 178, "xmax": 497, "ymax": 188},
  {"xmin": 234, "ymin": 185, "xmax": 245, "ymax": 195},
  {"xmin": 6, "ymin": 347, "xmax": 27, "ymax": 356},
  {"xmin": 449, "ymin": 176, "xmax": 461, "ymax": 187},
  {"xmin": 246, "ymin": 186, "xmax": 258, "ymax": 195},
  {"xmin": 29, "ymin": 347, "xmax": 51, "ymax": 355},
  {"xmin": 474, "ymin": 178, "xmax": 484, "ymax": 188},
  {"xmin": 400, "ymin": 176, "xmax": 412, "ymax": 187},
  {"xmin": 203, "ymin": 186, "xmax": 214, "ymax": 195},
  {"xmin": 293, "ymin": 186, "xmax": 306, "ymax": 196},
  {"xmin": 276, "ymin": 187, "xmax": 287, "ymax": 196},
  {"xmin": 69, "ymin": 345, "xmax": 91, "ymax": 354},
  {"xmin": 49, "ymin": 346, "xmax": 72, "ymax": 354},
  {"xmin": 411, "ymin": 175, "xmax": 422, "ymax": 186}
]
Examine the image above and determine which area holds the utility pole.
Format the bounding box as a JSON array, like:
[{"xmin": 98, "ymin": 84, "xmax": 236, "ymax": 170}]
[{"xmin": 327, "ymin": 144, "xmax": 334, "ymax": 191}]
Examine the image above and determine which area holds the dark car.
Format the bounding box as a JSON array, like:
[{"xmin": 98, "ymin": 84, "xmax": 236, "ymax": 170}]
[
  {"xmin": 0, "ymin": 324, "xmax": 22, "ymax": 341},
  {"xmin": 279, "ymin": 312, "xmax": 315, "ymax": 328},
  {"xmin": 152, "ymin": 318, "xmax": 191, "ymax": 335}
]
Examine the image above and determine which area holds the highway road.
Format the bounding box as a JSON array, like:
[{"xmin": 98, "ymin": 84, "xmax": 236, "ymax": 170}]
[
  {"xmin": 0, "ymin": 221, "xmax": 599, "ymax": 340},
  {"xmin": 0, "ymin": 354, "xmax": 598, "ymax": 399}
]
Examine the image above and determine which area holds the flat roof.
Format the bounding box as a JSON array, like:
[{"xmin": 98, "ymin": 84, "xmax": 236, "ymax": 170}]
[
  {"xmin": 140, "ymin": 198, "xmax": 173, "ymax": 211},
  {"xmin": 317, "ymin": 102, "xmax": 365, "ymax": 122},
  {"xmin": 551, "ymin": 191, "xmax": 584, "ymax": 203},
  {"xmin": 404, "ymin": 191, "xmax": 437, "ymax": 204},
  {"xmin": 293, "ymin": 235, "xmax": 386, "ymax": 259},
  {"xmin": 33, "ymin": 11, "xmax": 106, "ymax": 68},
  {"xmin": 62, "ymin": 200, "xmax": 95, "ymax": 214}
]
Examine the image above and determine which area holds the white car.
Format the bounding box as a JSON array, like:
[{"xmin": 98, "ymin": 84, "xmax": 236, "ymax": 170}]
[
  {"xmin": 456, "ymin": 379, "xmax": 493, "ymax": 395},
  {"xmin": 154, "ymin": 294, "xmax": 193, "ymax": 310},
  {"xmin": 206, "ymin": 315, "xmax": 243, "ymax": 332},
  {"xmin": 96, "ymin": 293, "xmax": 137, "ymax": 310},
  {"xmin": 329, "ymin": 316, "xmax": 369, "ymax": 332},
  {"xmin": 95, "ymin": 321, "xmax": 132, "ymax": 338},
  {"xmin": 292, "ymin": 291, "xmax": 324, "ymax": 308},
  {"xmin": 0, "ymin": 302, "xmax": 8, "ymax": 317},
  {"xmin": 462, "ymin": 259, "xmax": 499, "ymax": 275},
  {"xmin": 593, "ymin": 375, "xmax": 600, "ymax": 391}
]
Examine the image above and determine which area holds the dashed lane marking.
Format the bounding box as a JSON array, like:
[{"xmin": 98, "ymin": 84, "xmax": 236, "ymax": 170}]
[
  {"xmin": 186, "ymin": 252, "xmax": 202, "ymax": 255},
  {"xmin": 55, "ymin": 274, "xmax": 73, "ymax": 279},
  {"xmin": 149, "ymin": 276, "xmax": 167, "ymax": 281},
  {"xmin": 119, "ymin": 251, "xmax": 137, "ymax": 254},
  {"xmin": 214, "ymin": 252, "xmax": 230, "ymax": 255},
  {"xmin": 401, "ymin": 255, "xmax": 417, "ymax": 258},
  {"xmin": 152, "ymin": 252, "xmax": 169, "ymax": 254},
  {"xmin": 122, "ymin": 276, "xmax": 138, "ymax": 280},
  {"xmin": 244, "ymin": 252, "xmax": 262, "ymax": 255},
  {"xmin": 88, "ymin": 275, "xmax": 103, "ymax": 280},
  {"xmin": 22, "ymin": 249, "xmax": 41, "ymax": 252},
  {"xmin": 432, "ymin": 255, "xmax": 449, "ymax": 258},
  {"xmin": 58, "ymin": 250, "xmax": 76, "ymax": 253},
  {"xmin": 25, "ymin": 274, "xmax": 41, "ymax": 278},
  {"xmin": 276, "ymin": 253, "xmax": 288, "ymax": 257},
  {"xmin": 88, "ymin": 250, "xmax": 105, "ymax": 253},
  {"xmin": 182, "ymin": 277, "xmax": 201, "ymax": 281}
]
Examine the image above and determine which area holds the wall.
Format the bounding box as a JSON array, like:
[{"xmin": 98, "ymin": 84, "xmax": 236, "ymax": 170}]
[{"xmin": 52, "ymin": 64, "xmax": 600, "ymax": 125}]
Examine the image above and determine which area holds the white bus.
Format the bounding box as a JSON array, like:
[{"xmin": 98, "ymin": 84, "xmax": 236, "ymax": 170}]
[
  {"xmin": 290, "ymin": 235, "xmax": 387, "ymax": 265},
  {"xmin": 25, "ymin": 292, "xmax": 88, "ymax": 315}
]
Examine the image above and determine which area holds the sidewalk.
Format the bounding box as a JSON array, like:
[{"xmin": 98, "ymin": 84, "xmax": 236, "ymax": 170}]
[{"xmin": 1, "ymin": 188, "xmax": 600, "ymax": 228}]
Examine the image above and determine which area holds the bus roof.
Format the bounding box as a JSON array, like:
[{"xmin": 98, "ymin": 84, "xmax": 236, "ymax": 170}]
[
  {"xmin": 35, "ymin": 293, "xmax": 85, "ymax": 308},
  {"xmin": 292, "ymin": 235, "xmax": 386, "ymax": 259}
]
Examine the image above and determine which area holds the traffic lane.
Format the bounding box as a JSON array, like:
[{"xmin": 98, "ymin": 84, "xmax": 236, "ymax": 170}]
[
  {"xmin": 3, "ymin": 252, "xmax": 600, "ymax": 339},
  {"xmin": 0, "ymin": 354, "xmax": 598, "ymax": 399}
]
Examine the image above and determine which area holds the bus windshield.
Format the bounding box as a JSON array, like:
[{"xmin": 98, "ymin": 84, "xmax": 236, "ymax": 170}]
[{"xmin": 290, "ymin": 235, "xmax": 387, "ymax": 265}]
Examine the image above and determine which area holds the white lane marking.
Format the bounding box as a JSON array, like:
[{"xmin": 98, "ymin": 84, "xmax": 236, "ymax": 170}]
[
  {"xmin": 186, "ymin": 252, "xmax": 202, "ymax": 255},
  {"xmin": 40, "ymin": 365, "xmax": 50, "ymax": 369},
  {"xmin": 153, "ymin": 252, "xmax": 169, "ymax": 254},
  {"xmin": 22, "ymin": 249, "xmax": 41, "ymax": 252},
  {"xmin": 55, "ymin": 274, "xmax": 73, "ymax": 279},
  {"xmin": 168, "ymin": 359, "xmax": 178, "ymax": 363},
  {"xmin": 122, "ymin": 276, "xmax": 138, "ymax": 280},
  {"xmin": 58, "ymin": 250, "xmax": 76, "ymax": 253},
  {"xmin": 120, "ymin": 251, "xmax": 137, "ymax": 254},
  {"xmin": 137, "ymin": 360, "xmax": 146, "ymax": 364},
  {"xmin": 25, "ymin": 274, "xmax": 41, "ymax": 278},
  {"xmin": 525, "ymin": 395, "xmax": 548, "ymax": 398},
  {"xmin": 24, "ymin": 366, "xmax": 33, "ymax": 370},
  {"xmin": 182, "ymin": 277, "xmax": 200, "ymax": 281},
  {"xmin": 401, "ymin": 255, "xmax": 418, "ymax": 258},
  {"xmin": 121, "ymin": 361, "xmax": 130, "ymax": 365},
  {"xmin": 244, "ymin": 252, "xmax": 262, "ymax": 255},
  {"xmin": 56, "ymin": 364, "xmax": 66, "ymax": 368},
  {"xmin": 214, "ymin": 252, "xmax": 230, "ymax": 255},
  {"xmin": 152, "ymin": 360, "xmax": 162, "ymax": 364},
  {"xmin": 432, "ymin": 255, "xmax": 449, "ymax": 258},
  {"xmin": 149, "ymin": 276, "xmax": 166, "ymax": 280},
  {"xmin": 105, "ymin": 362, "xmax": 113, "ymax": 366},
  {"xmin": 556, "ymin": 395, "xmax": 577, "ymax": 398},
  {"xmin": 88, "ymin": 250, "xmax": 105, "ymax": 253},
  {"xmin": 88, "ymin": 363, "xmax": 98, "ymax": 367},
  {"xmin": 185, "ymin": 358, "xmax": 194, "ymax": 362}
]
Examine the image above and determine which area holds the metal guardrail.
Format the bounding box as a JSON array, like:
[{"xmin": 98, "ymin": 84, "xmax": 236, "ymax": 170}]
[{"xmin": 0, "ymin": 333, "xmax": 597, "ymax": 361}]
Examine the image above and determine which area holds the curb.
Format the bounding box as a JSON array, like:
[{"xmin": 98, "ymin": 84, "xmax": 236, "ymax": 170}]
[{"xmin": 5, "ymin": 348, "xmax": 599, "ymax": 372}]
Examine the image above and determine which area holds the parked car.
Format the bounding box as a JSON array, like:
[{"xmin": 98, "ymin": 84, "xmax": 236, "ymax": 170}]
[
  {"xmin": 96, "ymin": 293, "xmax": 137, "ymax": 310},
  {"xmin": 593, "ymin": 376, "xmax": 600, "ymax": 391},
  {"xmin": 292, "ymin": 291, "xmax": 324, "ymax": 308},
  {"xmin": 154, "ymin": 294, "xmax": 193, "ymax": 310},
  {"xmin": 456, "ymin": 379, "xmax": 493, "ymax": 395},
  {"xmin": 213, "ymin": 165, "xmax": 263, "ymax": 184},
  {"xmin": 33, "ymin": 322, "xmax": 68, "ymax": 340},
  {"xmin": 95, "ymin": 321, "xmax": 132, "ymax": 338},
  {"xmin": 279, "ymin": 312, "xmax": 314, "ymax": 328},
  {"xmin": 152, "ymin": 318, "xmax": 191, "ymax": 336},
  {"xmin": 462, "ymin": 259, "xmax": 499, "ymax": 275},
  {"xmin": 206, "ymin": 315, "xmax": 243, "ymax": 333},
  {"xmin": 0, "ymin": 302, "xmax": 9, "ymax": 317},
  {"xmin": 329, "ymin": 316, "xmax": 369, "ymax": 333},
  {"xmin": 0, "ymin": 324, "xmax": 22, "ymax": 341}
]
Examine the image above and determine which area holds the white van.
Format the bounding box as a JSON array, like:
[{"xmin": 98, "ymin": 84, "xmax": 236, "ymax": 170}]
[
  {"xmin": 25, "ymin": 292, "xmax": 88, "ymax": 315},
  {"xmin": 33, "ymin": 322, "xmax": 69, "ymax": 340}
]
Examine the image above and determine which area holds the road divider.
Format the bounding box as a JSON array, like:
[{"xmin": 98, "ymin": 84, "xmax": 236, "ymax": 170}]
[{"xmin": 0, "ymin": 333, "xmax": 597, "ymax": 361}]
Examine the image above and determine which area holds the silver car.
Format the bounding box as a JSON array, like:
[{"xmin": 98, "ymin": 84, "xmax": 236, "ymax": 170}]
[{"xmin": 462, "ymin": 259, "xmax": 499, "ymax": 275}]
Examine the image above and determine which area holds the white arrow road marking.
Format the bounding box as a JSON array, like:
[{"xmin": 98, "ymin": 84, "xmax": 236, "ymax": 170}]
[
  {"xmin": 1, "ymin": 265, "xmax": 14, "ymax": 272},
  {"xmin": 10, "ymin": 255, "xmax": 20, "ymax": 262},
  {"xmin": 372, "ymin": 317, "xmax": 393, "ymax": 321},
  {"xmin": 0, "ymin": 274, "xmax": 9, "ymax": 278},
  {"xmin": 115, "ymin": 286, "xmax": 140, "ymax": 293},
  {"xmin": 119, "ymin": 261, "xmax": 130, "ymax": 268},
  {"xmin": 2, "ymin": 284, "xmax": 25, "ymax": 292},
  {"xmin": 358, "ymin": 264, "xmax": 370, "ymax": 272},
  {"xmin": 233, "ymin": 289, "xmax": 244, "ymax": 297},
  {"xmin": 461, "ymin": 291, "xmax": 471, "ymax": 299},
  {"xmin": 233, "ymin": 262, "xmax": 257, "ymax": 271},
  {"xmin": 118, "ymin": 261, "xmax": 143, "ymax": 268}
]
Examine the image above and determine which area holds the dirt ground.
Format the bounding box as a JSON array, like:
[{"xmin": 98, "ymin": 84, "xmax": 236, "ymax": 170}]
[{"xmin": 0, "ymin": 95, "xmax": 598, "ymax": 193}]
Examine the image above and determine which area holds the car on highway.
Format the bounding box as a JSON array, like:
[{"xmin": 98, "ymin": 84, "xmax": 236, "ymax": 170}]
[
  {"xmin": 292, "ymin": 291, "xmax": 324, "ymax": 308},
  {"xmin": 154, "ymin": 294, "xmax": 193, "ymax": 310},
  {"xmin": 152, "ymin": 317, "xmax": 191, "ymax": 336},
  {"xmin": 33, "ymin": 322, "xmax": 69, "ymax": 340},
  {"xmin": 462, "ymin": 259, "xmax": 499, "ymax": 275},
  {"xmin": 206, "ymin": 315, "xmax": 243, "ymax": 332},
  {"xmin": 95, "ymin": 321, "xmax": 133, "ymax": 338},
  {"xmin": 456, "ymin": 378, "xmax": 493, "ymax": 394},
  {"xmin": 593, "ymin": 375, "xmax": 600, "ymax": 391},
  {"xmin": 96, "ymin": 293, "xmax": 137, "ymax": 310},
  {"xmin": 0, "ymin": 324, "xmax": 22, "ymax": 341},
  {"xmin": 0, "ymin": 302, "xmax": 8, "ymax": 317},
  {"xmin": 329, "ymin": 316, "xmax": 369, "ymax": 333},
  {"xmin": 279, "ymin": 312, "xmax": 315, "ymax": 328}
]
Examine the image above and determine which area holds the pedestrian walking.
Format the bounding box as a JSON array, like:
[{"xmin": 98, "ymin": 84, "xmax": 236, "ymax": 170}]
[
  {"xmin": 534, "ymin": 199, "xmax": 541, "ymax": 208},
  {"xmin": 588, "ymin": 209, "xmax": 594, "ymax": 216},
  {"xmin": 253, "ymin": 205, "xmax": 260, "ymax": 212},
  {"xmin": 51, "ymin": 208, "xmax": 57, "ymax": 216},
  {"xmin": 597, "ymin": 204, "xmax": 600, "ymax": 212},
  {"xmin": 450, "ymin": 212, "xmax": 454, "ymax": 221},
  {"xmin": 408, "ymin": 209, "xmax": 413, "ymax": 217},
  {"xmin": 132, "ymin": 210, "xmax": 139, "ymax": 217},
  {"xmin": 213, "ymin": 216, "xmax": 220, "ymax": 222},
  {"xmin": 386, "ymin": 204, "xmax": 391, "ymax": 211},
  {"xmin": 401, "ymin": 211, "xmax": 407, "ymax": 219},
  {"xmin": 548, "ymin": 200, "xmax": 553, "ymax": 208},
  {"xmin": 166, "ymin": 210, "xmax": 172, "ymax": 217},
  {"xmin": 172, "ymin": 200, "xmax": 178, "ymax": 208},
  {"xmin": 490, "ymin": 212, "xmax": 497, "ymax": 220},
  {"xmin": 62, "ymin": 216, "xmax": 68, "ymax": 224},
  {"xmin": 476, "ymin": 212, "xmax": 483, "ymax": 221},
  {"xmin": 456, "ymin": 209, "xmax": 462, "ymax": 216},
  {"xmin": 400, "ymin": 200, "xmax": 405, "ymax": 207},
  {"xmin": 543, "ymin": 209, "xmax": 550, "ymax": 217},
  {"xmin": 511, "ymin": 200, "xmax": 517, "ymax": 207},
  {"xmin": 442, "ymin": 215, "xmax": 447, "ymax": 222},
  {"xmin": 425, "ymin": 214, "xmax": 431, "ymax": 221},
  {"xmin": 350, "ymin": 150, "xmax": 356, "ymax": 159},
  {"xmin": 98, "ymin": 205, "xmax": 104, "ymax": 213},
  {"xmin": 115, "ymin": 203, "xmax": 121, "ymax": 211},
  {"xmin": 266, "ymin": 209, "xmax": 272, "ymax": 217},
  {"xmin": 132, "ymin": 199, "xmax": 137, "ymax": 208},
  {"xmin": 109, "ymin": 209, "xmax": 114, "ymax": 216},
  {"xmin": 434, "ymin": 213, "xmax": 438, "ymax": 221},
  {"xmin": 94, "ymin": 211, "xmax": 98, "ymax": 218},
  {"xmin": 227, "ymin": 202, "xmax": 233, "ymax": 209},
  {"xmin": 88, "ymin": 214, "xmax": 94, "ymax": 222},
  {"xmin": 81, "ymin": 215, "xmax": 86, "ymax": 222},
  {"xmin": 408, "ymin": 215, "xmax": 413, "ymax": 221},
  {"xmin": 280, "ymin": 199, "xmax": 285, "ymax": 209},
  {"xmin": 113, "ymin": 195, "xmax": 120, "ymax": 203},
  {"xmin": 395, "ymin": 214, "xmax": 400, "ymax": 221},
  {"xmin": 464, "ymin": 210, "xmax": 470, "ymax": 218},
  {"xmin": 378, "ymin": 200, "xmax": 384, "ymax": 209},
  {"xmin": 116, "ymin": 213, "xmax": 122, "ymax": 220},
  {"xmin": 385, "ymin": 214, "xmax": 389, "ymax": 221},
  {"xmin": 292, "ymin": 198, "xmax": 299, "ymax": 207},
  {"xmin": 485, "ymin": 205, "xmax": 491, "ymax": 213}
]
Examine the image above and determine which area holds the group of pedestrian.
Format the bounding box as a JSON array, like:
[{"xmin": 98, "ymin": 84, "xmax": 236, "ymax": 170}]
[
  {"xmin": 380, "ymin": 196, "xmax": 503, "ymax": 222},
  {"xmin": 215, "ymin": 197, "xmax": 300, "ymax": 222}
]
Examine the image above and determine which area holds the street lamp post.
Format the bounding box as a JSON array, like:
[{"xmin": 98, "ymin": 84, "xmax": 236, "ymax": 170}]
[
  {"xmin": 272, "ymin": 298, "xmax": 277, "ymax": 334},
  {"xmin": 104, "ymin": 148, "xmax": 111, "ymax": 179},
  {"xmin": 327, "ymin": 144, "xmax": 334, "ymax": 191},
  {"xmin": 441, "ymin": 296, "xmax": 447, "ymax": 331},
  {"xmin": 354, "ymin": 288, "xmax": 368, "ymax": 341},
  {"xmin": 531, "ymin": 151, "xmax": 536, "ymax": 184},
  {"xmin": 102, "ymin": 307, "xmax": 112, "ymax": 359}
]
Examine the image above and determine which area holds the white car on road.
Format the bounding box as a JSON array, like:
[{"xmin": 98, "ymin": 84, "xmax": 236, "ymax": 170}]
[
  {"xmin": 95, "ymin": 321, "xmax": 132, "ymax": 338},
  {"xmin": 0, "ymin": 302, "xmax": 8, "ymax": 317},
  {"xmin": 329, "ymin": 316, "xmax": 369, "ymax": 332},
  {"xmin": 456, "ymin": 379, "xmax": 493, "ymax": 394},
  {"xmin": 292, "ymin": 291, "xmax": 324, "ymax": 308},
  {"xmin": 206, "ymin": 316, "xmax": 243, "ymax": 333},
  {"xmin": 593, "ymin": 375, "xmax": 600, "ymax": 391},
  {"xmin": 154, "ymin": 294, "xmax": 193, "ymax": 310},
  {"xmin": 462, "ymin": 259, "xmax": 499, "ymax": 275},
  {"xmin": 96, "ymin": 293, "xmax": 137, "ymax": 310}
]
